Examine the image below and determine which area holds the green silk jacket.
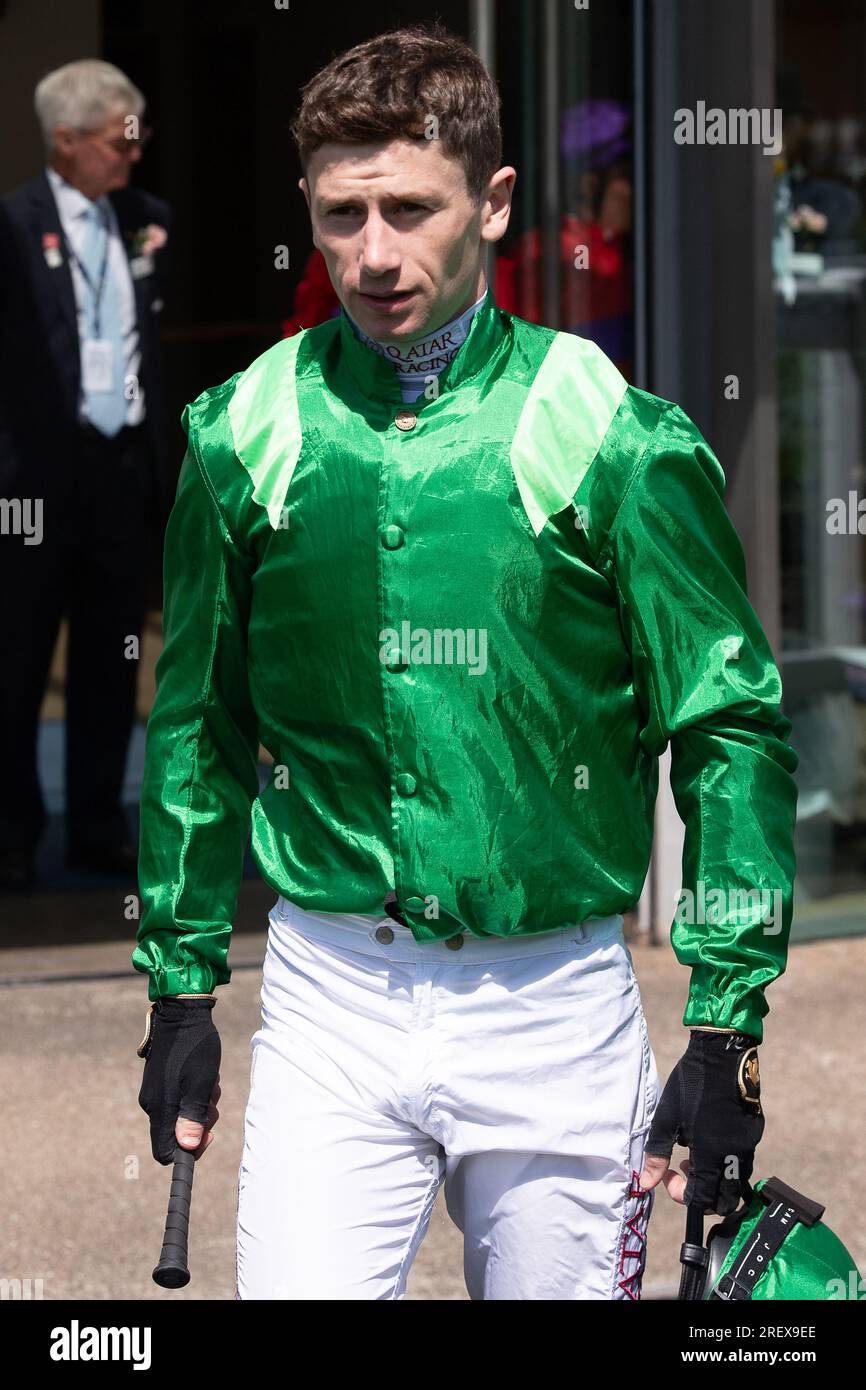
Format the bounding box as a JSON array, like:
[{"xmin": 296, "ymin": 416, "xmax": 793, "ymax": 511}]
[{"xmin": 132, "ymin": 287, "xmax": 798, "ymax": 1039}]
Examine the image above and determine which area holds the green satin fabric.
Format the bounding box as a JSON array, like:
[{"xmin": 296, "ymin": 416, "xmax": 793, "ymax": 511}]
[
  {"xmin": 133, "ymin": 288, "xmax": 798, "ymax": 1038},
  {"xmin": 708, "ymin": 1180, "xmax": 862, "ymax": 1300}
]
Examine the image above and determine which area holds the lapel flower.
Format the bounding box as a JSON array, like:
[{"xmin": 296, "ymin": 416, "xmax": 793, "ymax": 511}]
[
  {"xmin": 42, "ymin": 230, "xmax": 63, "ymax": 268},
  {"xmin": 130, "ymin": 223, "xmax": 168, "ymax": 256}
]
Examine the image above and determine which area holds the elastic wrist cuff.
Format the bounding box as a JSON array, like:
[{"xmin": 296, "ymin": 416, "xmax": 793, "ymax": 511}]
[{"xmin": 146, "ymin": 962, "xmax": 220, "ymax": 1000}]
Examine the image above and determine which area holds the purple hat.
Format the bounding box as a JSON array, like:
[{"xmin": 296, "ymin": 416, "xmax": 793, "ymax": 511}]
[{"xmin": 560, "ymin": 100, "xmax": 632, "ymax": 167}]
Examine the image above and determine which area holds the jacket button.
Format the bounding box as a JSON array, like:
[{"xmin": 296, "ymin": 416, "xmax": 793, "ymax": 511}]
[
  {"xmin": 394, "ymin": 409, "xmax": 417, "ymax": 431},
  {"xmin": 445, "ymin": 935, "xmax": 464, "ymax": 951},
  {"xmin": 381, "ymin": 524, "xmax": 405, "ymax": 549},
  {"xmin": 404, "ymin": 895, "xmax": 426, "ymax": 911},
  {"xmin": 375, "ymin": 924, "xmax": 395, "ymax": 944},
  {"xmin": 395, "ymin": 773, "xmax": 417, "ymax": 797}
]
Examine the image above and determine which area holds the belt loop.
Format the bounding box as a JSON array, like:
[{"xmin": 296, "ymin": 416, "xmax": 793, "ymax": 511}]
[{"xmin": 576, "ymin": 922, "xmax": 588, "ymax": 944}]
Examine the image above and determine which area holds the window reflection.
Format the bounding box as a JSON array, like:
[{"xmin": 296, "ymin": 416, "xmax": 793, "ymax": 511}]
[
  {"xmin": 495, "ymin": 0, "xmax": 635, "ymax": 379},
  {"xmin": 776, "ymin": 2, "xmax": 866, "ymax": 930}
]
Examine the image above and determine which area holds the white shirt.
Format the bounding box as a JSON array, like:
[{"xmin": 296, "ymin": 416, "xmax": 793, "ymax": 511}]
[{"xmin": 45, "ymin": 166, "xmax": 144, "ymax": 427}]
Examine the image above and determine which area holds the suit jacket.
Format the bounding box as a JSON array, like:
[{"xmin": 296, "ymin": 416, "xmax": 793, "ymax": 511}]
[{"xmin": 0, "ymin": 170, "xmax": 173, "ymax": 520}]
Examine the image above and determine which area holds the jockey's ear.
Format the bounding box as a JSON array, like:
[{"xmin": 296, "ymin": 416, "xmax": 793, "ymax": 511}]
[{"xmin": 299, "ymin": 178, "xmax": 318, "ymax": 247}]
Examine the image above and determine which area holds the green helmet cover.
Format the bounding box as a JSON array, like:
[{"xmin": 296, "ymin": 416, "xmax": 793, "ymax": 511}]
[{"xmin": 706, "ymin": 1177, "xmax": 863, "ymax": 1301}]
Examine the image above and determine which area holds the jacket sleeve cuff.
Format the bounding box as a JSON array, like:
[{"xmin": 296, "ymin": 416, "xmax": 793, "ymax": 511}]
[
  {"xmin": 683, "ymin": 990, "xmax": 766, "ymax": 1044},
  {"xmin": 144, "ymin": 961, "xmax": 224, "ymax": 1001}
]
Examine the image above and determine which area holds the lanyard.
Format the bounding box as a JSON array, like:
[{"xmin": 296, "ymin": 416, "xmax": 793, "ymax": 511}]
[{"xmin": 61, "ymin": 208, "xmax": 111, "ymax": 336}]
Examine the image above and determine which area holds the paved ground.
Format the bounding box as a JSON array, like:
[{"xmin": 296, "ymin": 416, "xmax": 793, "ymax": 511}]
[{"xmin": 2, "ymin": 877, "xmax": 864, "ymax": 1301}]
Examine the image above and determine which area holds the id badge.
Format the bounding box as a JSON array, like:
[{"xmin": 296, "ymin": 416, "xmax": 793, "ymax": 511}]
[
  {"xmin": 82, "ymin": 338, "xmax": 115, "ymax": 393},
  {"xmin": 130, "ymin": 254, "xmax": 155, "ymax": 280}
]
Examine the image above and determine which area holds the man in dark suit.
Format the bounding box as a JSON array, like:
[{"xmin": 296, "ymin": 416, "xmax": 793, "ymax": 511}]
[{"xmin": 0, "ymin": 59, "xmax": 173, "ymax": 889}]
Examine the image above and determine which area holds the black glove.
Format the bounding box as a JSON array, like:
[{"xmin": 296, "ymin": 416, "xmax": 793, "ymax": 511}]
[
  {"xmin": 137, "ymin": 995, "xmax": 221, "ymax": 1165},
  {"xmin": 643, "ymin": 1029, "xmax": 763, "ymax": 1215}
]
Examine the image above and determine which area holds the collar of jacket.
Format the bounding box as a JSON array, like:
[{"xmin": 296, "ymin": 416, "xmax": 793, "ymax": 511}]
[
  {"xmin": 224, "ymin": 285, "xmax": 630, "ymax": 535},
  {"xmin": 334, "ymin": 283, "xmax": 507, "ymax": 409},
  {"xmin": 223, "ymin": 286, "xmax": 510, "ymax": 532}
]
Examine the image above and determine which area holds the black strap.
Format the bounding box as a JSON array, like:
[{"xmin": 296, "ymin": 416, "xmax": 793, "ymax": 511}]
[
  {"xmin": 759, "ymin": 1176, "xmax": 825, "ymax": 1226},
  {"xmin": 710, "ymin": 1176, "xmax": 825, "ymax": 1300}
]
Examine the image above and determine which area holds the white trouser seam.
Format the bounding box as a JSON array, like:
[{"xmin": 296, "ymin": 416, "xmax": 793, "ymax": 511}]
[{"xmin": 391, "ymin": 1163, "xmax": 443, "ymax": 1299}]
